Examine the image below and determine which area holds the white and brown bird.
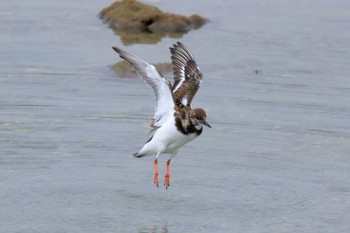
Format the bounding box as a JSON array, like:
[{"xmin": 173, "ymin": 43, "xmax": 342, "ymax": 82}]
[{"xmin": 112, "ymin": 42, "xmax": 211, "ymax": 189}]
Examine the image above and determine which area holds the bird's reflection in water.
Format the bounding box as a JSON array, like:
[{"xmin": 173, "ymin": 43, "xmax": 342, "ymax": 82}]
[{"xmin": 139, "ymin": 224, "xmax": 168, "ymax": 233}]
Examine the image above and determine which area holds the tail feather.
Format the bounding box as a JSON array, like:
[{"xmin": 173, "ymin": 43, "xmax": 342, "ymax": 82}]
[
  {"xmin": 132, "ymin": 136, "xmax": 153, "ymax": 158},
  {"xmin": 133, "ymin": 152, "xmax": 145, "ymax": 158}
]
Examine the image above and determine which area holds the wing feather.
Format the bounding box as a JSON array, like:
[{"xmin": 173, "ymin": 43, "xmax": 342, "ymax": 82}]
[
  {"xmin": 170, "ymin": 42, "xmax": 203, "ymax": 109},
  {"xmin": 112, "ymin": 47, "xmax": 174, "ymax": 131}
]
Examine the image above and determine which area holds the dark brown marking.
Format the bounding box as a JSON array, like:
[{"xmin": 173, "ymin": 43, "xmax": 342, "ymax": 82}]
[{"xmin": 174, "ymin": 110, "xmax": 203, "ymax": 136}]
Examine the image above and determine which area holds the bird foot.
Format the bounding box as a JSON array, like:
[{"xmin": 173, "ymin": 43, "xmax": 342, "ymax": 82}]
[
  {"xmin": 154, "ymin": 159, "xmax": 159, "ymax": 187},
  {"xmin": 164, "ymin": 159, "xmax": 171, "ymax": 189},
  {"xmin": 164, "ymin": 174, "xmax": 170, "ymax": 189},
  {"xmin": 154, "ymin": 173, "xmax": 159, "ymax": 187}
]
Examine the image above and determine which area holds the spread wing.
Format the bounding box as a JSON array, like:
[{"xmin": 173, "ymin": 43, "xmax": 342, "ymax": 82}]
[
  {"xmin": 170, "ymin": 42, "xmax": 203, "ymax": 109},
  {"xmin": 112, "ymin": 47, "xmax": 175, "ymax": 132}
]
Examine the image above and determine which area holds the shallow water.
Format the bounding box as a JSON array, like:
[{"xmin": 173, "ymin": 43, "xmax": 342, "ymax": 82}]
[{"xmin": 1, "ymin": 0, "xmax": 350, "ymax": 232}]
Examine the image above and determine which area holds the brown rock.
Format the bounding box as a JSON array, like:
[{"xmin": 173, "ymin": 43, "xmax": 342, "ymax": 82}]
[{"xmin": 100, "ymin": 0, "xmax": 207, "ymax": 44}]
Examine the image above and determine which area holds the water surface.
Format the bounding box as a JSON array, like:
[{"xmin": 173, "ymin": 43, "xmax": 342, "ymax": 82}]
[{"xmin": 1, "ymin": 0, "xmax": 350, "ymax": 232}]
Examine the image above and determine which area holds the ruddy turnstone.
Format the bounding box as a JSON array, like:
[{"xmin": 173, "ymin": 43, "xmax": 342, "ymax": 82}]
[{"xmin": 112, "ymin": 42, "xmax": 211, "ymax": 189}]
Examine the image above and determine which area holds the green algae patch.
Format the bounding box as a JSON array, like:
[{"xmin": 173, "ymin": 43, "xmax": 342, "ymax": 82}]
[{"xmin": 99, "ymin": 0, "xmax": 207, "ymax": 44}]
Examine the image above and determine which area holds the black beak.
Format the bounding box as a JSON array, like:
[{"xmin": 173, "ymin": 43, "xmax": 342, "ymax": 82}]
[{"xmin": 203, "ymin": 120, "xmax": 212, "ymax": 128}]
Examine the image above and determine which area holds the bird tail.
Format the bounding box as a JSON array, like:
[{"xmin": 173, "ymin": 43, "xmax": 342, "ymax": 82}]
[
  {"xmin": 132, "ymin": 152, "xmax": 145, "ymax": 158},
  {"xmin": 132, "ymin": 136, "xmax": 153, "ymax": 158}
]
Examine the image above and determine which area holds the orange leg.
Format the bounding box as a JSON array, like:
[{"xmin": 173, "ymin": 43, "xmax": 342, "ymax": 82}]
[
  {"xmin": 164, "ymin": 159, "xmax": 171, "ymax": 189},
  {"xmin": 154, "ymin": 159, "xmax": 159, "ymax": 187}
]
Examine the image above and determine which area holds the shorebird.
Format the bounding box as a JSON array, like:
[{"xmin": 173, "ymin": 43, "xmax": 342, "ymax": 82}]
[{"xmin": 112, "ymin": 42, "xmax": 211, "ymax": 189}]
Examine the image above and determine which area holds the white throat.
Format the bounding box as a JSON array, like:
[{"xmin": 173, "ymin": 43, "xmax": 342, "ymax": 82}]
[{"xmin": 194, "ymin": 124, "xmax": 203, "ymax": 130}]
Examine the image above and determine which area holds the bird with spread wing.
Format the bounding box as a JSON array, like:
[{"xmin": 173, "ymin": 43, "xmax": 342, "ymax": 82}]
[{"xmin": 112, "ymin": 42, "xmax": 211, "ymax": 189}]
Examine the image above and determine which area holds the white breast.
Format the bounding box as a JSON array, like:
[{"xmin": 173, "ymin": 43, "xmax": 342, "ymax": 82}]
[{"xmin": 151, "ymin": 117, "xmax": 199, "ymax": 154}]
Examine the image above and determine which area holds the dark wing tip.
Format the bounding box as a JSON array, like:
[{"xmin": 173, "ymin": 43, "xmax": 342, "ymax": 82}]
[
  {"xmin": 112, "ymin": 46, "xmax": 119, "ymax": 53},
  {"xmin": 112, "ymin": 47, "xmax": 130, "ymax": 63},
  {"xmin": 169, "ymin": 41, "xmax": 184, "ymax": 51},
  {"xmin": 174, "ymin": 41, "xmax": 183, "ymax": 47},
  {"xmin": 112, "ymin": 47, "xmax": 125, "ymax": 59}
]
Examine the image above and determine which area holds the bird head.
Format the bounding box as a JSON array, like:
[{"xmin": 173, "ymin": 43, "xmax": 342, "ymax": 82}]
[{"xmin": 190, "ymin": 108, "xmax": 211, "ymax": 129}]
